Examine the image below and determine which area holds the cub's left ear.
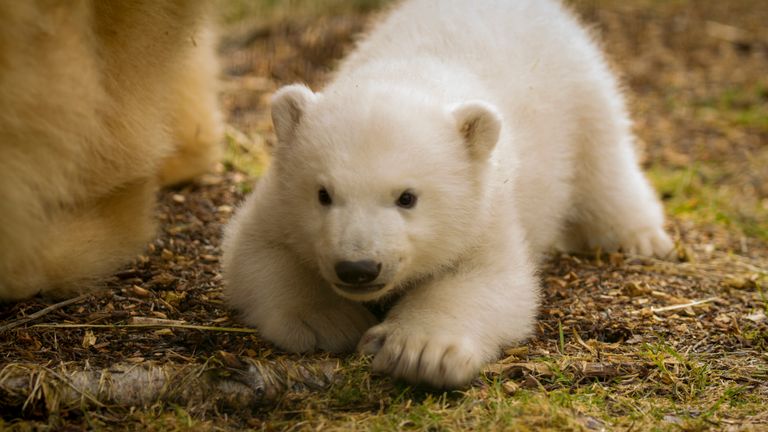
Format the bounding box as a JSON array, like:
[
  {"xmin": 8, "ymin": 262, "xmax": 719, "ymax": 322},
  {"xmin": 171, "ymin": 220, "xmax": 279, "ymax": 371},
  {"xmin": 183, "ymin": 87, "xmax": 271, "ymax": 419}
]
[{"xmin": 450, "ymin": 101, "xmax": 502, "ymax": 161}]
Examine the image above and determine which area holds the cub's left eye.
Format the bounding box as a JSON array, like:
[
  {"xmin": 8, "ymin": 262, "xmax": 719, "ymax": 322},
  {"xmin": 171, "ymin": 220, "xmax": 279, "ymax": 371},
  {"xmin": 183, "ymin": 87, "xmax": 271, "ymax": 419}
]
[{"xmin": 396, "ymin": 190, "xmax": 417, "ymax": 209}]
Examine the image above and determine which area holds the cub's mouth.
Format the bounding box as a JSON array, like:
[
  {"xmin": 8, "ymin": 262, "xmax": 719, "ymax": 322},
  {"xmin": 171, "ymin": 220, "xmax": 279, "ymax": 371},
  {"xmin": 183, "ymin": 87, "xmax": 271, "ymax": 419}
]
[
  {"xmin": 333, "ymin": 283, "xmax": 386, "ymax": 295},
  {"xmin": 330, "ymin": 277, "xmax": 402, "ymax": 303}
]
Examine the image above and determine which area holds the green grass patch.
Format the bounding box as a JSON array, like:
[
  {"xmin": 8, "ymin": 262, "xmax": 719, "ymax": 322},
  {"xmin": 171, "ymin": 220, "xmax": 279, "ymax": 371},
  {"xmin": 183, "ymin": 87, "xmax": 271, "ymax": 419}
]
[
  {"xmin": 695, "ymin": 85, "xmax": 768, "ymax": 132},
  {"xmin": 648, "ymin": 163, "xmax": 768, "ymax": 240},
  {"xmin": 222, "ymin": 127, "xmax": 268, "ymax": 180}
]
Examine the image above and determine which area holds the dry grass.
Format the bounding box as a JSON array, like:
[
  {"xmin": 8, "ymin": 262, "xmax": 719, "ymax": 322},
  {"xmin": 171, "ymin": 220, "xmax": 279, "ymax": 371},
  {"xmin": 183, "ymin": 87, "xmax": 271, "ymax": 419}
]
[{"xmin": 1, "ymin": 0, "xmax": 767, "ymax": 430}]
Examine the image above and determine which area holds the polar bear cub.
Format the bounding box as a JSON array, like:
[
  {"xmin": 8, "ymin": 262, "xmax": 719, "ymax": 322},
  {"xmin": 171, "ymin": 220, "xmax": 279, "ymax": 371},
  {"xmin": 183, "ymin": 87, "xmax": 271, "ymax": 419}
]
[{"xmin": 223, "ymin": 0, "xmax": 673, "ymax": 388}]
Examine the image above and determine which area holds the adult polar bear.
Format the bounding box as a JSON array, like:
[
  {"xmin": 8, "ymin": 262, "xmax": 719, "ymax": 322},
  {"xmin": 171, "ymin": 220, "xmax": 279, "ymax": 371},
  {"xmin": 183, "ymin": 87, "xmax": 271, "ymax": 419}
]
[
  {"xmin": 224, "ymin": 0, "xmax": 673, "ymax": 388},
  {"xmin": 0, "ymin": 2, "xmax": 221, "ymax": 300}
]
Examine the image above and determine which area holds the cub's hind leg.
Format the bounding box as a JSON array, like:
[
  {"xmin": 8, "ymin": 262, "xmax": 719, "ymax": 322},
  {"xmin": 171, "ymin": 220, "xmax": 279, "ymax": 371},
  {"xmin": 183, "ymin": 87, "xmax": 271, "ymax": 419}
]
[{"xmin": 563, "ymin": 91, "xmax": 673, "ymax": 258}]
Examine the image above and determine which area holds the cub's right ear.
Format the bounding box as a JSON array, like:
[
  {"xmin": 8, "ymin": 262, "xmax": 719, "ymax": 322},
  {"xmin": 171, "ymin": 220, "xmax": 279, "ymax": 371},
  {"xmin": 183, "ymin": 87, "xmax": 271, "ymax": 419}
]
[{"xmin": 271, "ymin": 84, "xmax": 317, "ymax": 145}]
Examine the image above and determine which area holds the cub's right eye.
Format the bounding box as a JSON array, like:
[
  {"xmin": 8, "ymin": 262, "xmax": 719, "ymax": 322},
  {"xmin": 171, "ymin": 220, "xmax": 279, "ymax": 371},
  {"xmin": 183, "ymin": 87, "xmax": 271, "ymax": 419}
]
[{"xmin": 318, "ymin": 188, "xmax": 332, "ymax": 206}]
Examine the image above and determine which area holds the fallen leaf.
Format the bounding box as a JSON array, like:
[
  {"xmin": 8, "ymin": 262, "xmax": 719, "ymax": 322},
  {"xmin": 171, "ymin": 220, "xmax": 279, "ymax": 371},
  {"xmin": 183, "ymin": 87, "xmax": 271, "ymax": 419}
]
[{"xmin": 82, "ymin": 330, "xmax": 97, "ymax": 348}]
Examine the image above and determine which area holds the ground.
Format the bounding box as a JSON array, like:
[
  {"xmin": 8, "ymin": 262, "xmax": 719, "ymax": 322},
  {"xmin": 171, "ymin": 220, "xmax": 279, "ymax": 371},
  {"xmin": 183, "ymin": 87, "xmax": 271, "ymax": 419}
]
[{"xmin": 1, "ymin": 0, "xmax": 767, "ymax": 430}]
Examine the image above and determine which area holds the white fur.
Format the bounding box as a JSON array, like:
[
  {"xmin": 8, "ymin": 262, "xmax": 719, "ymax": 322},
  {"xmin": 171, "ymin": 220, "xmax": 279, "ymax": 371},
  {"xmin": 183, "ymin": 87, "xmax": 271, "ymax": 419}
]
[{"xmin": 223, "ymin": 0, "xmax": 673, "ymax": 388}]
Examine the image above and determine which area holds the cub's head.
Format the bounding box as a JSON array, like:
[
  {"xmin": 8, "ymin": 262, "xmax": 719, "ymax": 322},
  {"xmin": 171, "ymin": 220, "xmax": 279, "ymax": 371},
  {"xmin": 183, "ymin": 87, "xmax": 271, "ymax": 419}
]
[{"xmin": 270, "ymin": 84, "xmax": 501, "ymax": 302}]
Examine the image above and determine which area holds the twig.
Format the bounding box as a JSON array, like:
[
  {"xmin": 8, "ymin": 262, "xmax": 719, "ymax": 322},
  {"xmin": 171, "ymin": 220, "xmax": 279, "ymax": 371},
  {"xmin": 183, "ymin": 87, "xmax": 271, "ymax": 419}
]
[
  {"xmin": 30, "ymin": 323, "xmax": 259, "ymax": 333},
  {"xmin": 651, "ymin": 297, "xmax": 718, "ymax": 313},
  {"xmin": 0, "ymin": 294, "xmax": 91, "ymax": 333}
]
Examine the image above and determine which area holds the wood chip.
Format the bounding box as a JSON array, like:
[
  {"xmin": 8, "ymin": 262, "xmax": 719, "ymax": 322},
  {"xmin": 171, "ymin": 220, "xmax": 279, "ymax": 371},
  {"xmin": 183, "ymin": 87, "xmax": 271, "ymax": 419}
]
[{"xmin": 128, "ymin": 285, "xmax": 151, "ymax": 298}]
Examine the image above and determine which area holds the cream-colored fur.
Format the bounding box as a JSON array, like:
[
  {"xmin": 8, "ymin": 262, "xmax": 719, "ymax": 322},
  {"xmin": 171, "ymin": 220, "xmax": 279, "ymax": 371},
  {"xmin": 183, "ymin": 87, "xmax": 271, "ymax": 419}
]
[
  {"xmin": 223, "ymin": 0, "xmax": 673, "ymax": 388},
  {"xmin": 0, "ymin": 1, "xmax": 222, "ymax": 300}
]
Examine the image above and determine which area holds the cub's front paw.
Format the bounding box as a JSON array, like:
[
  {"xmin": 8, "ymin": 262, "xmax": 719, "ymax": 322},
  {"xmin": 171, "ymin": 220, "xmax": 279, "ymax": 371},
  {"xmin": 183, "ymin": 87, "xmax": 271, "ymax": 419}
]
[
  {"xmin": 358, "ymin": 322, "xmax": 486, "ymax": 388},
  {"xmin": 260, "ymin": 302, "xmax": 377, "ymax": 353}
]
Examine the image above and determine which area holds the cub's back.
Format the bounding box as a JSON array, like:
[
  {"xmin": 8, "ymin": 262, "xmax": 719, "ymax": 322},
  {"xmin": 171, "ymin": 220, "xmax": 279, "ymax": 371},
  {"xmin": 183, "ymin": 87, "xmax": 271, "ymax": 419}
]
[{"xmin": 339, "ymin": 0, "xmax": 603, "ymax": 90}]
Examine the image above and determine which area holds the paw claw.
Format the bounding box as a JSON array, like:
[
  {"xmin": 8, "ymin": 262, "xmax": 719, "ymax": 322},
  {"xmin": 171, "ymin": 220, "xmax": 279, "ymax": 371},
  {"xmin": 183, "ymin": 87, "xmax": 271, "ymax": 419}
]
[
  {"xmin": 594, "ymin": 226, "xmax": 674, "ymax": 259},
  {"xmin": 359, "ymin": 323, "xmax": 485, "ymax": 388}
]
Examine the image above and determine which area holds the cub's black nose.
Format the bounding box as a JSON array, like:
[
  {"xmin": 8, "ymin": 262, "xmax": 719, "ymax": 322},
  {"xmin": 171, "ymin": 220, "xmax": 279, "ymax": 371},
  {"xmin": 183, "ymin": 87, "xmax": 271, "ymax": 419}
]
[{"xmin": 335, "ymin": 260, "xmax": 381, "ymax": 285}]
